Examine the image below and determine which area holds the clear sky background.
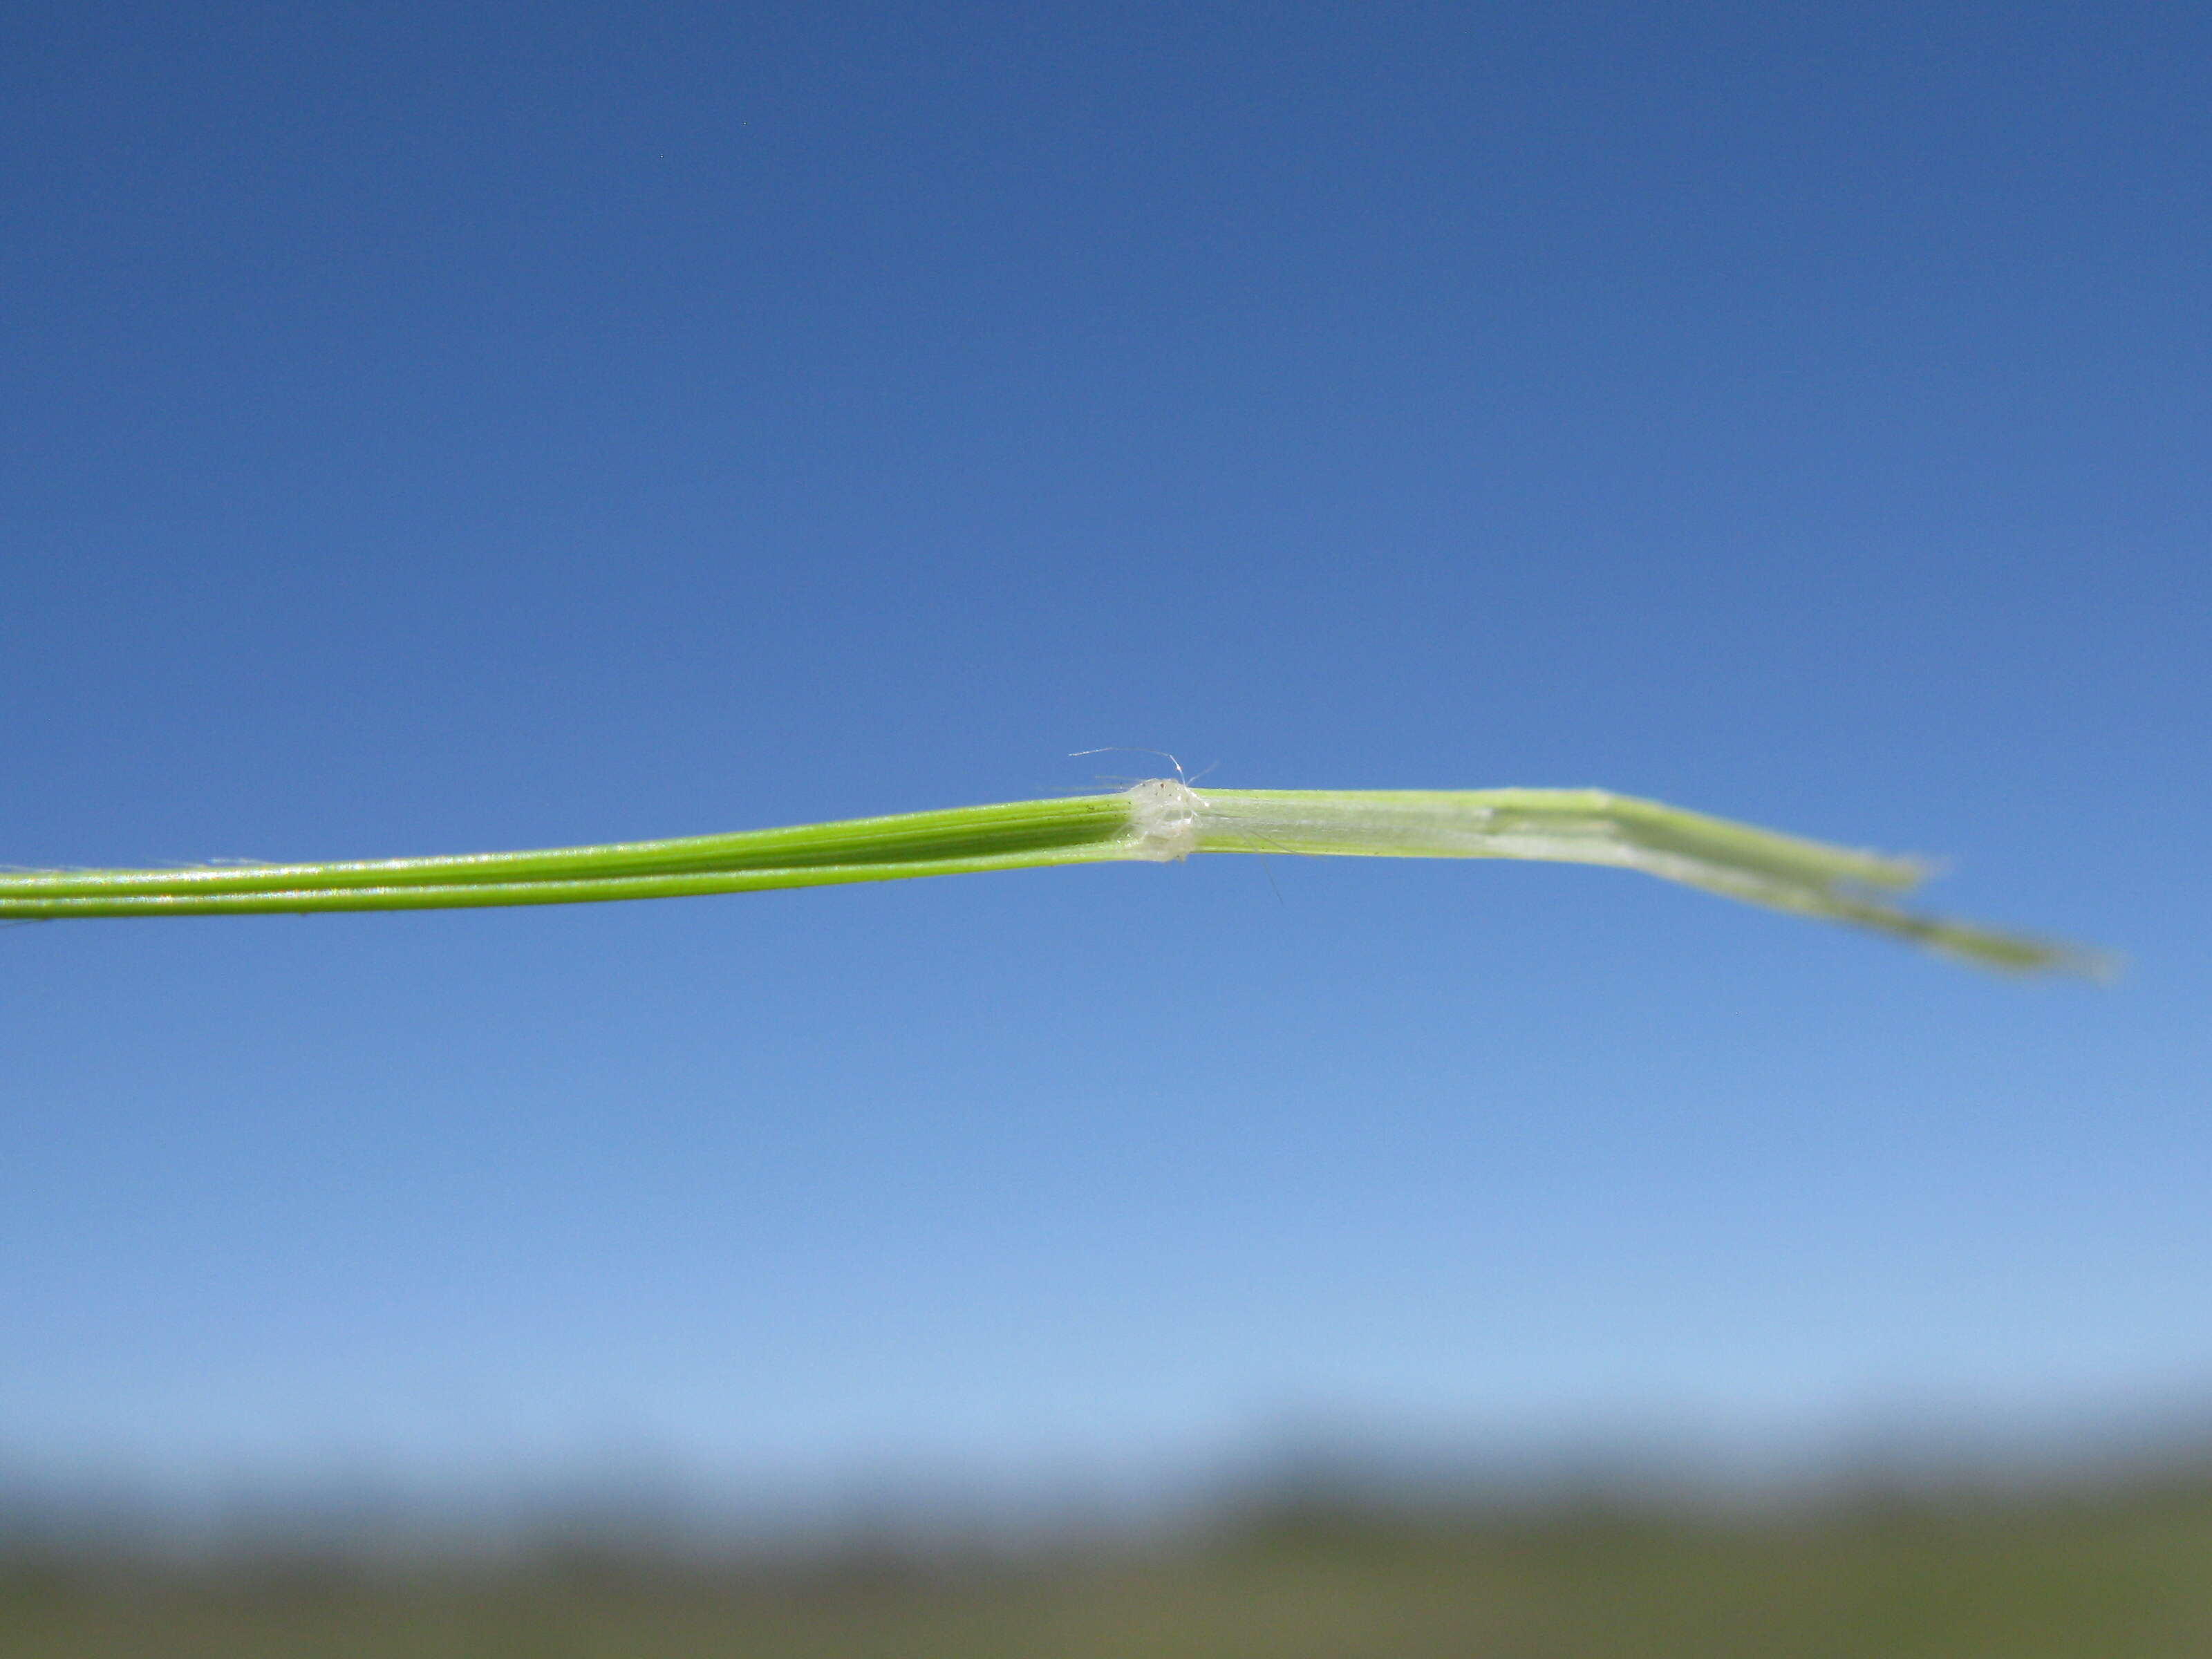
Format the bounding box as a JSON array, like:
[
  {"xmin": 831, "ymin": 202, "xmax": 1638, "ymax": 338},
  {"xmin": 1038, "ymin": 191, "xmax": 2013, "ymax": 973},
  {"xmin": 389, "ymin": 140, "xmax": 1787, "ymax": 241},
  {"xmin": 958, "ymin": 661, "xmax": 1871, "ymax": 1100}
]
[{"xmin": 4, "ymin": 5, "xmax": 2207, "ymax": 1509}]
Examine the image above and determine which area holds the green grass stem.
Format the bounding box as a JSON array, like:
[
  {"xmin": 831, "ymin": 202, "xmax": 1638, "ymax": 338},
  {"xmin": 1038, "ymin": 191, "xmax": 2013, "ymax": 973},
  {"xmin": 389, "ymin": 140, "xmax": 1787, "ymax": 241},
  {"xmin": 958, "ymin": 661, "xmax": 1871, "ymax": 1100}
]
[{"xmin": 0, "ymin": 780, "xmax": 2105, "ymax": 975}]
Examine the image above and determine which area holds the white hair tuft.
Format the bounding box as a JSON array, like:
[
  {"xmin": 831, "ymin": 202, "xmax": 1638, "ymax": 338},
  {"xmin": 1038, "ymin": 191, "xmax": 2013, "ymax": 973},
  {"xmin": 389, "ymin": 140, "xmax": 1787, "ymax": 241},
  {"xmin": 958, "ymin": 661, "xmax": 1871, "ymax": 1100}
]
[{"xmin": 1121, "ymin": 778, "xmax": 1206, "ymax": 861}]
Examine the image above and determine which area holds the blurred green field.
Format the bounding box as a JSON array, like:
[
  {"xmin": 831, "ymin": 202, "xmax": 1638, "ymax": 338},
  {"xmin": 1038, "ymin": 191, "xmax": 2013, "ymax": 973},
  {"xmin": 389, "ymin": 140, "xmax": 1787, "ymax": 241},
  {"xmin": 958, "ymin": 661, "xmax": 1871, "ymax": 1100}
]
[{"xmin": 8, "ymin": 1477, "xmax": 2212, "ymax": 1658}]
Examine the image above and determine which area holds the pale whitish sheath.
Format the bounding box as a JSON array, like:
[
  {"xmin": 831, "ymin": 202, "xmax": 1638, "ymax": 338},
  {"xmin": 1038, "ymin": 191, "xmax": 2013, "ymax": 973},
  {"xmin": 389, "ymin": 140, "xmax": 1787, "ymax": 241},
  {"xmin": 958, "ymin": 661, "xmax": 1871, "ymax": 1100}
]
[{"xmin": 1114, "ymin": 779, "xmax": 2110, "ymax": 978}]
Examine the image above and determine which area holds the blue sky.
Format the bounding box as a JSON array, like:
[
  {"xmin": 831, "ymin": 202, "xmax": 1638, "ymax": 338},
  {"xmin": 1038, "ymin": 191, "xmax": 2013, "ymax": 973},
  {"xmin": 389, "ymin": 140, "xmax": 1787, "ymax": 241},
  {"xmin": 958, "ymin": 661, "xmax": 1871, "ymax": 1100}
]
[{"xmin": 3, "ymin": 4, "xmax": 2208, "ymax": 1502}]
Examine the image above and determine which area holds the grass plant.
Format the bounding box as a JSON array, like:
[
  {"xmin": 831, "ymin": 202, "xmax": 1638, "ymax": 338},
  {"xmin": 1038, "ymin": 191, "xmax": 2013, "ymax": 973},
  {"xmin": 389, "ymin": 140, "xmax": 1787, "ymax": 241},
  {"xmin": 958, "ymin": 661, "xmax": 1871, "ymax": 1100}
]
[{"xmin": 0, "ymin": 778, "xmax": 2101, "ymax": 974}]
